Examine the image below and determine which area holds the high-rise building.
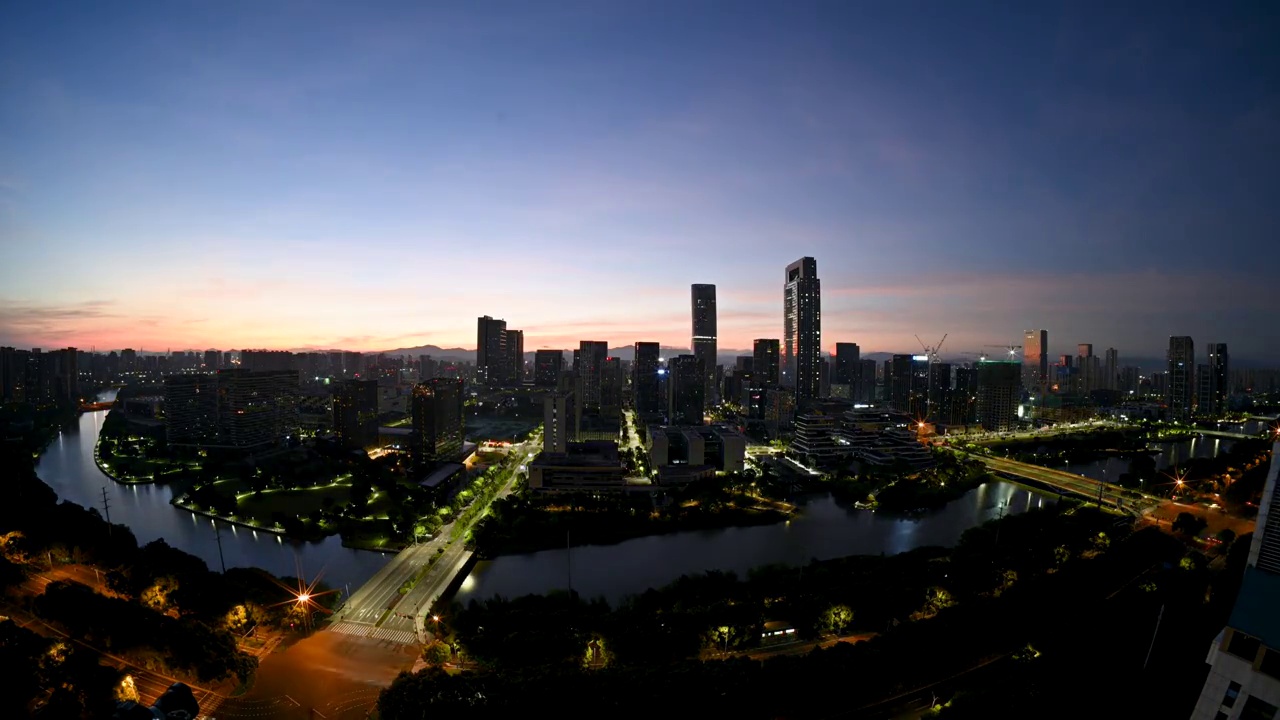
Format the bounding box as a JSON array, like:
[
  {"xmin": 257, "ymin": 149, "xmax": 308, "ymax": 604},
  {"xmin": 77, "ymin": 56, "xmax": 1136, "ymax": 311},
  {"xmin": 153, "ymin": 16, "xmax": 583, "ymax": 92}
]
[
  {"xmin": 858, "ymin": 358, "xmax": 878, "ymax": 403},
  {"xmin": 632, "ymin": 342, "xmax": 662, "ymax": 417},
  {"xmin": 1200, "ymin": 343, "xmax": 1230, "ymax": 416},
  {"xmin": 1167, "ymin": 336, "xmax": 1195, "ymax": 420},
  {"xmin": 929, "ymin": 363, "xmax": 952, "ymax": 421},
  {"xmin": 1023, "ymin": 329, "xmax": 1048, "ymax": 395},
  {"xmin": 203, "ymin": 349, "xmax": 222, "ymax": 371},
  {"xmin": 834, "ymin": 343, "xmax": 860, "ymax": 386},
  {"xmin": 889, "ymin": 354, "xmax": 930, "ymax": 418},
  {"xmin": 239, "ymin": 350, "xmax": 296, "ymax": 373},
  {"xmin": 976, "ymin": 360, "xmax": 1021, "ymax": 432},
  {"xmin": 577, "ymin": 341, "xmax": 608, "ymax": 408},
  {"xmin": 342, "ymin": 351, "xmax": 364, "ymax": 378},
  {"xmin": 667, "ymin": 354, "xmax": 705, "ymax": 426},
  {"xmin": 164, "ymin": 369, "xmax": 299, "ymax": 451},
  {"xmin": 477, "ymin": 315, "xmax": 508, "ymax": 386},
  {"xmin": 1076, "ymin": 344, "xmax": 1099, "ymax": 394},
  {"xmin": 534, "ymin": 350, "xmax": 565, "ymax": 387},
  {"xmin": 753, "ymin": 339, "xmax": 781, "ymax": 387},
  {"xmin": 1191, "ymin": 441, "xmax": 1280, "ymax": 719},
  {"xmin": 783, "ymin": 257, "xmax": 821, "ymax": 404},
  {"xmin": 1120, "ymin": 366, "xmax": 1141, "ymax": 394},
  {"xmin": 691, "ymin": 284, "xmax": 718, "ymax": 403},
  {"xmin": 601, "ymin": 356, "xmax": 624, "ymax": 415},
  {"xmin": 506, "ymin": 329, "xmax": 524, "ymax": 383},
  {"xmin": 411, "ymin": 378, "xmax": 465, "ymax": 466},
  {"xmin": 1104, "ymin": 348, "xmax": 1118, "ymax": 392},
  {"xmin": 333, "ymin": 379, "xmax": 379, "ymax": 450},
  {"xmin": 543, "ymin": 386, "xmax": 579, "ymax": 453},
  {"xmin": 951, "ymin": 366, "xmax": 979, "ymax": 425}
]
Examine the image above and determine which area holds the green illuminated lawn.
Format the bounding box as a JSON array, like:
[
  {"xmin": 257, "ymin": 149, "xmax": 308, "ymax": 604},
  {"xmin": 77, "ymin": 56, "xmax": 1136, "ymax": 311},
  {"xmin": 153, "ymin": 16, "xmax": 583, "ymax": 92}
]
[{"xmin": 235, "ymin": 483, "xmax": 352, "ymax": 520}]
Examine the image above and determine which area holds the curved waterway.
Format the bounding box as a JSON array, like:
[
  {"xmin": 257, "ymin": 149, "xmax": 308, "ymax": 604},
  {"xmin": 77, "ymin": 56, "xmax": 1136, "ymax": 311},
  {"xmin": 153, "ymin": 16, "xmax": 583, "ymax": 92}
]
[
  {"xmin": 456, "ymin": 480, "xmax": 1055, "ymax": 606},
  {"xmin": 36, "ymin": 396, "xmax": 391, "ymax": 593}
]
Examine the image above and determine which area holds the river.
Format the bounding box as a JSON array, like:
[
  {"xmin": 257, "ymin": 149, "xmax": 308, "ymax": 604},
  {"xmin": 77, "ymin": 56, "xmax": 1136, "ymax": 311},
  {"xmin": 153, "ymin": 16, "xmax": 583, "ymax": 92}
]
[
  {"xmin": 36, "ymin": 399, "xmax": 392, "ymax": 594},
  {"xmin": 1051, "ymin": 436, "xmax": 1239, "ymax": 485},
  {"xmin": 455, "ymin": 480, "xmax": 1054, "ymax": 606}
]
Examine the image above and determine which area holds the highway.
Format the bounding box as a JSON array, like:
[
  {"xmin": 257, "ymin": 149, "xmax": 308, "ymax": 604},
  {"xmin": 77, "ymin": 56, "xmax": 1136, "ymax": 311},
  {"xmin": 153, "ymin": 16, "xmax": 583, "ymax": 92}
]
[{"xmin": 329, "ymin": 429, "xmax": 541, "ymax": 645}]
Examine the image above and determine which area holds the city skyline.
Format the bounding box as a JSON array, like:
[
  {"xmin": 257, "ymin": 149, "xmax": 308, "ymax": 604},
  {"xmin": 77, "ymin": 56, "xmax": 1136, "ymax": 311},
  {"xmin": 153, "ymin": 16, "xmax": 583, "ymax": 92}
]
[{"xmin": 2, "ymin": 3, "xmax": 1278, "ymax": 358}]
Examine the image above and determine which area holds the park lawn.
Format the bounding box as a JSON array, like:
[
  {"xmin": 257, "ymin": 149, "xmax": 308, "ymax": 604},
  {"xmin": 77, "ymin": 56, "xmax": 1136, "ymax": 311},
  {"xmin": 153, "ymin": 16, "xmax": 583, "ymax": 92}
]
[{"xmin": 236, "ymin": 483, "xmax": 353, "ymax": 523}]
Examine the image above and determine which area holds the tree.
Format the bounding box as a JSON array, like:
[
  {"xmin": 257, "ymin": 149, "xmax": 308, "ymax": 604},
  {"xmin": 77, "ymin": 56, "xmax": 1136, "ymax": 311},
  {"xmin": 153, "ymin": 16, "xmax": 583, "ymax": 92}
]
[
  {"xmin": 1172, "ymin": 512, "xmax": 1207, "ymax": 537},
  {"xmin": 424, "ymin": 641, "xmax": 452, "ymax": 666},
  {"xmin": 820, "ymin": 604, "xmax": 854, "ymax": 635},
  {"xmin": 1216, "ymin": 528, "xmax": 1237, "ymax": 548}
]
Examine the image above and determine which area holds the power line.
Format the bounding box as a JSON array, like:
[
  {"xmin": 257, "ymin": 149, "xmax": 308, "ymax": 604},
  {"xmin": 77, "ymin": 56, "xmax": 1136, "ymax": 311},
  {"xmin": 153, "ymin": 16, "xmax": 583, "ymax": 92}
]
[{"xmin": 100, "ymin": 486, "xmax": 112, "ymax": 535}]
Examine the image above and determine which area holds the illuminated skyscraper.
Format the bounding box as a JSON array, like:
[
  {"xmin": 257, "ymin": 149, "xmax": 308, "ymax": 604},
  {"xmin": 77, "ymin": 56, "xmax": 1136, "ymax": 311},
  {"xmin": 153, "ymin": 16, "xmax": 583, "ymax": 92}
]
[
  {"xmin": 691, "ymin": 284, "xmax": 717, "ymax": 403},
  {"xmin": 976, "ymin": 360, "xmax": 1021, "ymax": 432},
  {"xmin": 834, "ymin": 343, "xmax": 860, "ymax": 386},
  {"xmin": 632, "ymin": 342, "xmax": 662, "ymax": 417},
  {"xmin": 333, "ymin": 378, "xmax": 379, "ymax": 450},
  {"xmin": 411, "ymin": 378, "xmax": 465, "ymax": 466},
  {"xmin": 753, "ymin": 339, "xmax": 780, "ymax": 387},
  {"xmin": 506, "ymin": 328, "xmax": 524, "ymax": 383},
  {"xmin": 476, "ymin": 315, "xmax": 507, "ymax": 386},
  {"xmin": 576, "ymin": 341, "xmax": 608, "ymax": 408},
  {"xmin": 668, "ymin": 354, "xmax": 705, "ymax": 425},
  {"xmin": 1022, "ymin": 329, "xmax": 1048, "ymax": 395},
  {"xmin": 783, "ymin": 257, "xmax": 821, "ymax": 404},
  {"xmin": 1198, "ymin": 343, "xmax": 1230, "ymax": 416},
  {"xmin": 1167, "ymin": 336, "xmax": 1195, "ymax": 420},
  {"xmin": 534, "ymin": 350, "xmax": 564, "ymax": 387}
]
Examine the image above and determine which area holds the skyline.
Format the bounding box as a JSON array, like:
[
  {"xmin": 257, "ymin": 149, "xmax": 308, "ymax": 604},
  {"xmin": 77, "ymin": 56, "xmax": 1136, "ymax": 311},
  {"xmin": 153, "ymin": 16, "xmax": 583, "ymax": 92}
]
[{"xmin": 2, "ymin": 3, "xmax": 1279, "ymax": 358}]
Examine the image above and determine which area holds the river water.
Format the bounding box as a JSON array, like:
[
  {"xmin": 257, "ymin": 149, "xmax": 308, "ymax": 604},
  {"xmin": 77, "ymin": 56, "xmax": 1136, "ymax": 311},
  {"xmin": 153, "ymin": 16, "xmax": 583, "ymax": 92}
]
[
  {"xmin": 36, "ymin": 401, "xmax": 391, "ymax": 593},
  {"xmin": 455, "ymin": 480, "xmax": 1054, "ymax": 606},
  {"xmin": 1051, "ymin": 436, "xmax": 1238, "ymax": 485}
]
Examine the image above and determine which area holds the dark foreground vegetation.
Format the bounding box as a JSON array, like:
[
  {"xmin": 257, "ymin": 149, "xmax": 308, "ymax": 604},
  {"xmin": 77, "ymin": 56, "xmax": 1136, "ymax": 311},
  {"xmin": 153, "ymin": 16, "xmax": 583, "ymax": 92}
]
[
  {"xmin": 381, "ymin": 499, "xmax": 1246, "ymax": 718},
  {"xmin": 1, "ymin": 409, "xmax": 331, "ymax": 718}
]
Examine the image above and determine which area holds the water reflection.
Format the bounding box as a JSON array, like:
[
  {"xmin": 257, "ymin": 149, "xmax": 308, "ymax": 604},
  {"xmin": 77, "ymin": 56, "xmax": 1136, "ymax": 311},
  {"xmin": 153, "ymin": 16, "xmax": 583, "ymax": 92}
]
[
  {"xmin": 36, "ymin": 406, "xmax": 391, "ymax": 592},
  {"xmin": 456, "ymin": 481, "xmax": 1053, "ymax": 605},
  {"xmin": 1052, "ymin": 437, "xmax": 1234, "ymax": 484}
]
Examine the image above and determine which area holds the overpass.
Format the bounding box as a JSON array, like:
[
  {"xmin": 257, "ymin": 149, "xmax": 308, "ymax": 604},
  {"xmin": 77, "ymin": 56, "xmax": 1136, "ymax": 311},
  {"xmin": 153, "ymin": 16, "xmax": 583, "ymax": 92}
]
[
  {"xmin": 327, "ymin": 430, "xmax": 541, "ymax": 645},
  {"xmin": 972, "ymin": 454, "xmax": 1157, "ymax": 515},
  {"xmin": 79, "ymin": 400, "xmax": 115, "ymax": 412}
]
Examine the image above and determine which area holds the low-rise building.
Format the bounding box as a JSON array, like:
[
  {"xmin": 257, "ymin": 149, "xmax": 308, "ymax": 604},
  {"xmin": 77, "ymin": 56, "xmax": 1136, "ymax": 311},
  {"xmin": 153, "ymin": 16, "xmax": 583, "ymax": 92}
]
[
  {"xmin": 528, "ymin": 441, "xmax": 627, "ymax": 493},
  {"xmin": 646, "ymin": 424, "xmax": 747, "ymax": 479}
]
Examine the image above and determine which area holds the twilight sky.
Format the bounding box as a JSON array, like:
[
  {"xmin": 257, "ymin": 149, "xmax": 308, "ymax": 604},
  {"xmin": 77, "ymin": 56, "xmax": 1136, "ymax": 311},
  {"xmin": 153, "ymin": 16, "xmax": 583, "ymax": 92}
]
[{"xmin": 2, "ymin": 2, "xmax": 1278, "ymax": 361}]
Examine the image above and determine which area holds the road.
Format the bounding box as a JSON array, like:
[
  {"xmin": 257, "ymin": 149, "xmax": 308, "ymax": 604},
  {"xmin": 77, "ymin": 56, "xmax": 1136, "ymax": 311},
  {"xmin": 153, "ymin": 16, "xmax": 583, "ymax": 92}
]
[
  {"xmin": 970, "ymin": 453, "xmax": 1153, "ymax": 512},
  {"xmin": 330, "ymin": 429, "xmax": 541, "ymax": 644}
]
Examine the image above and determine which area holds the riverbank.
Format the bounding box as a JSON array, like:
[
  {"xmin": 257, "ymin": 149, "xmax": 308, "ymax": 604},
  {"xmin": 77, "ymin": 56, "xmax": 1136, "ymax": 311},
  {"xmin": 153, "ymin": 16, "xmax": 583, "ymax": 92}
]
[{"xmin": 473, "ymin": 496, "xmax": 792, "ymax": 556}]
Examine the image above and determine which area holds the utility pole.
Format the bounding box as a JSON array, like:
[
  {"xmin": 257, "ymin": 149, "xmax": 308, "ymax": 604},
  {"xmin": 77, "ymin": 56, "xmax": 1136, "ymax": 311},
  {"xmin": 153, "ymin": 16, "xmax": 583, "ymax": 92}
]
[
  {"xmin": 100, "ymin": 487, "xmax": 112, "ymax": 535},
  {"xmin": 1143, "ymin": 604, "xmax": 1165, "ymax": 670},
  {"xmin": 213, "ymin": 520, "xmax": 227, "ymax": 574}
]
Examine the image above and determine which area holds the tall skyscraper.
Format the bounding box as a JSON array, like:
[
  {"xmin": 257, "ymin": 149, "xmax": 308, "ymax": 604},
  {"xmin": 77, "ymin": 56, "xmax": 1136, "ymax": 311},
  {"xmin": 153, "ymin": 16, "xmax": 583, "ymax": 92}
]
[
  {"xmin": 1204, "ymin": 343, "xmax": 1230, "ymax": 416},
  {"xmin": 783, "ymin": 257, "xmax": 821, "ymax": 403},
  {"xmin": 889, "ymin": 354, "xmax": 930, "ymax": 417},
  {"xmin": 668, "ymin": 354, "xmax": 705, "ymax": 425},
  {"xmin": 1191, "ymin": 441, "xmax": 1280, "ymax": 719},
  {"xmin": 411, "ymin": 378, "xmax": 465, "ymax": 467},
  {"xmin": 600, "ymin": 356, "xmax": 624, "ymax": 414},
  {"xmin": 543, "ymin": 386, "xmax": 579, "ymax": 453},
  {"xmin": 534, "ymin": 350, "xmax": 564, "ymax": 387},
  {"xmin": 1167, "ymin": 336, "xmax": 1195, "ymax": 420},
  {"xmin": 691, "ymin": 284, "xmax": 717, "ymax": 403},
  {"xmin": 753, "ymin": 339, "xmax": 780, "ymax": 387},
  {"xmin": 632, "ymin": 342, "xmax": 662, "ymax": 417},
  {"xmin": 577, "ymin": 341, "xmax": 608, "ymax": 408},
  {"xmin": 506, "ymin": 329, "xmax": 524, "ymax": 383},
  {"xmin": 858, "ymin": 358, "xmax": 878, "ymax": 403},
  {"xmin": 976, "ymin": 360, "xmax": 1021, "ymax": 432},
  {"xmin": 834, "ymin": 343, "xmax": 860, "ymax": 386},
  {"xmin": 164, "ymin": 370, "xmax": 299, "ymax": 451},
  {"xmin": 1076, "ymin": 344, "xmax": 1099, "ymax": 394},
  {"xmin": 1104, "ymin": 348, "xmax": 1118, "ymax": 391},
  {"xmin": 476, "ymin": 315, "xmax": 507, "ymax": 386},
  {"xmin": 1022, "ymin": 329, "xmax": 1048, "ymax": 395},
  {"xmin": 333, "ymin": 379, "xmax": 379, "ymax": 451}
]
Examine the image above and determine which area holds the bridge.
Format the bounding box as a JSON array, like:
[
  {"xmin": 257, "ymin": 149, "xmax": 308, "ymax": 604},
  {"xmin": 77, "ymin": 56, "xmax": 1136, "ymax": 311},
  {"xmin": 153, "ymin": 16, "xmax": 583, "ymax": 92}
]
[
  {"xmin": 79, "ymin": 400, "xmax": 115, "ymax": 412},
  {"xmin": 1196, "ymin": 429, "xmax": 1262, "ymax": 441},
  {"xmin": 327, "ymin": 430, "xmax": 541, "ymax": 645},
  {"xmin": 971, "ymin": 454, "xmax": 1157, "ymax": 515}
]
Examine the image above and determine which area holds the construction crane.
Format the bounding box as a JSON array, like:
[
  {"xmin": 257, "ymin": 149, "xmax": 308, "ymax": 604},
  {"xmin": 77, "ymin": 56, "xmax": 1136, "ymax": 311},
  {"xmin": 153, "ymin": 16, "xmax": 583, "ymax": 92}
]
[
  {"xmin": 914, "ymin": 333, "xmax": 948, "ymax": 364},
  {"xmin": 980, "ymin": 344, "xmax": 1022, "ymax": 361}
]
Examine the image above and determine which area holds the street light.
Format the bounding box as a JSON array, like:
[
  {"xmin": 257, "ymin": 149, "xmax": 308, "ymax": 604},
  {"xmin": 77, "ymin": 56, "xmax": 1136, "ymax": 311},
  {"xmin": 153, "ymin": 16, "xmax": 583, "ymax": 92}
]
[{"xmin": 297, "ymin": 593, "xmax": 310, "ymax": 604}]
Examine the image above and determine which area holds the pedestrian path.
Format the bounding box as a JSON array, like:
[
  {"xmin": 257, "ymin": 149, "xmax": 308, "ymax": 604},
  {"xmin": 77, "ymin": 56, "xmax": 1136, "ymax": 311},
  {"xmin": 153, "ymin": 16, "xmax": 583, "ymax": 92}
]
[{"xmin": 328, "ymin": 620, "xmax": 419, "ymax": 646}]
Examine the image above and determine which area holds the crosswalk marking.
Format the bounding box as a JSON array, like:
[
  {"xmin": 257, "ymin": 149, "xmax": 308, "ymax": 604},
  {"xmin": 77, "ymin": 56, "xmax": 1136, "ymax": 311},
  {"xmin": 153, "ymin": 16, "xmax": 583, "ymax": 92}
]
[{"xmin": 328, "ymin": 621, "xmax": 418, "ymax": 645}]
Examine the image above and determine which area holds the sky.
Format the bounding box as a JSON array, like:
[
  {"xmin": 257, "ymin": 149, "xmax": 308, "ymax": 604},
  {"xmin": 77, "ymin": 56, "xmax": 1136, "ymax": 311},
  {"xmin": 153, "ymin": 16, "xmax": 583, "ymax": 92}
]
[{"xmin": 2, "ymin": 2, "xmax": 1278, "ymax": 362}]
